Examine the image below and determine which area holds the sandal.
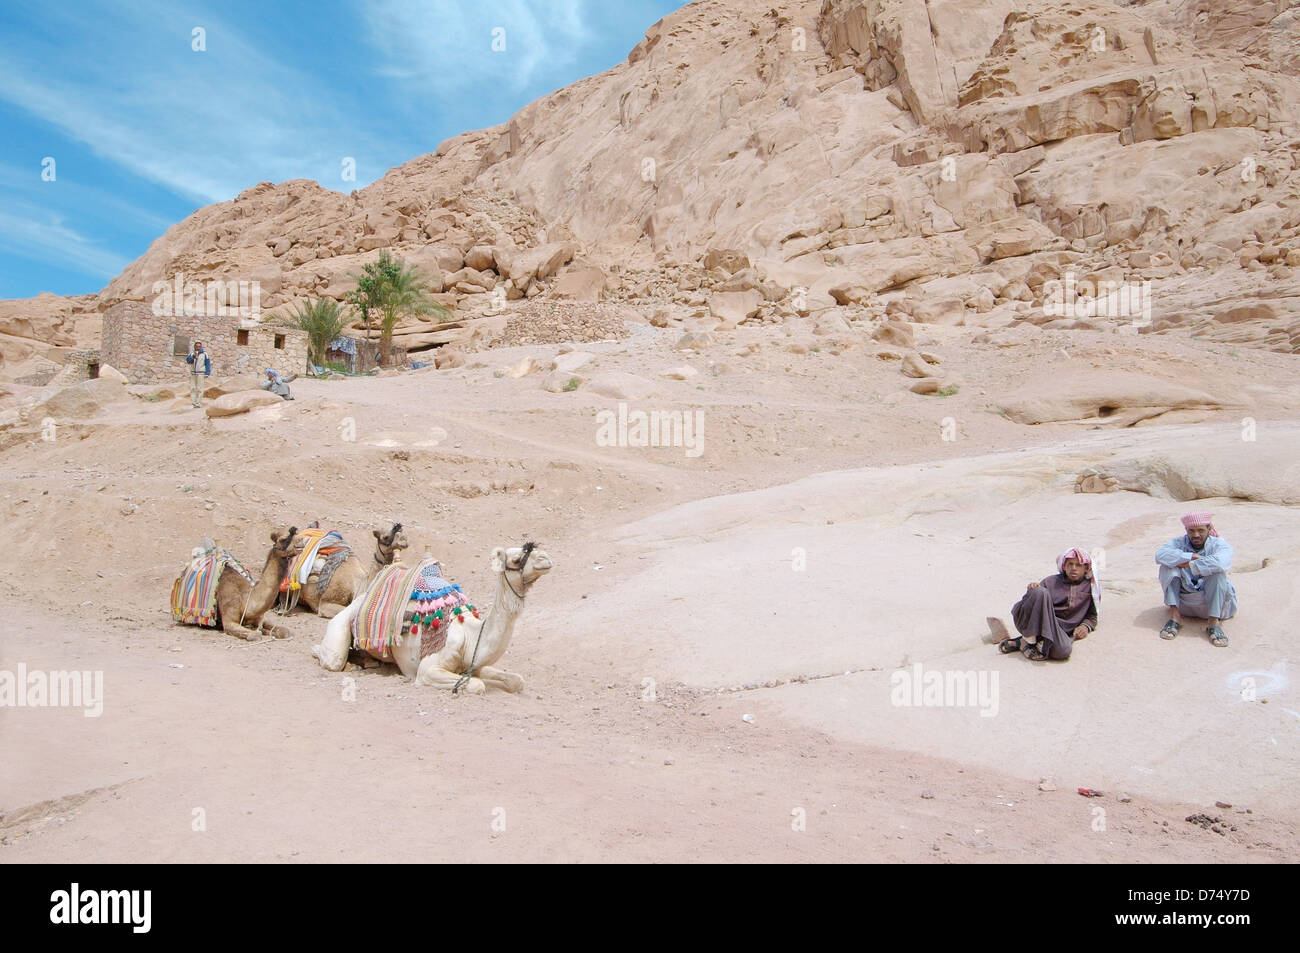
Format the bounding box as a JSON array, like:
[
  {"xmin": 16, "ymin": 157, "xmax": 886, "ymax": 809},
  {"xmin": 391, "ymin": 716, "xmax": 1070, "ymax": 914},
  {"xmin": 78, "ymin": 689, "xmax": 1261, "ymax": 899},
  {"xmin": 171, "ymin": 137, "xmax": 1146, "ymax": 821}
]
[
  {"xmin": 998, "ymin": 637, "xmax": 1022, "ymax": 654},
  {"xmin": 1159, "ymin": 620, "xmax": 1181, "ymax": 640},
  {"xmin": 1022, "ymin": 642, "xmax": 1048, "ymax": 661},
  {"xmin": 1206, "ymin": 625, "xmax": 1229, "ymax": 648}
]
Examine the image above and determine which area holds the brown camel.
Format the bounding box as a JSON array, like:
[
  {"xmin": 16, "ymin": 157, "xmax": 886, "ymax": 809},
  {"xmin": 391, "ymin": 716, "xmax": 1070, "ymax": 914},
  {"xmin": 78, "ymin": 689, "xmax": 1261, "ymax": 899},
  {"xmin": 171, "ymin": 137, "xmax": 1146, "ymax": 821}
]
[
  {"xmin": 282, "ymin": 523, "xmax": 409, "ymax": 619},
  {"xmin": 180, "ymin": 529, "xmax": 298, "ymax": 641}
]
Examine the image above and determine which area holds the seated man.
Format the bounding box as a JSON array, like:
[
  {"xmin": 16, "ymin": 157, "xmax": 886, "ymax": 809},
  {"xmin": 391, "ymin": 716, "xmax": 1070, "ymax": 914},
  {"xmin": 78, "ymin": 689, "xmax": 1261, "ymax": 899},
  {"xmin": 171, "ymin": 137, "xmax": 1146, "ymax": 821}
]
[
  {"xmin": 991, "ymin": 547, "xmax": 1099, "ymax": 661},
  {"xmin": 261, "ymin": 368, "xmax": 293, "ymax": 400},
  {"xmin": 1156, "ymin": 511, "xmax": 1237, "ymax": 647}
]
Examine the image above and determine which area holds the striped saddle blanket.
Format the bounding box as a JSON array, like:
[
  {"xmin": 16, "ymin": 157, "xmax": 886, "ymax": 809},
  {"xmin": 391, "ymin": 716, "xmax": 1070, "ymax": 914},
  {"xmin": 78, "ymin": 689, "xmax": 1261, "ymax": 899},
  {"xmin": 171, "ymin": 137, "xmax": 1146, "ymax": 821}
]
[
  {"xmin": 351, "ymin": 559, "xmax": 477, "ymax": 662},
  {"xmin": 281, "ymin": 528, "xmax": 348, "ymax": 593},
  {"xmin": 171, "ymin": 549, "xmax": 253, "ymax": 627}
]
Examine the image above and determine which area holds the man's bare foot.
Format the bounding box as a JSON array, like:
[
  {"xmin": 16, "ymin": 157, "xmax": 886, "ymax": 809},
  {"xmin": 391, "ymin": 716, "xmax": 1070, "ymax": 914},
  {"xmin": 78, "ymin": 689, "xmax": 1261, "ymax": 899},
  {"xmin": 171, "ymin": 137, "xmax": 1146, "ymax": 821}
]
[{"xmin": 985, "ymin": 617, "xmax": 1012, "ymax": 644}]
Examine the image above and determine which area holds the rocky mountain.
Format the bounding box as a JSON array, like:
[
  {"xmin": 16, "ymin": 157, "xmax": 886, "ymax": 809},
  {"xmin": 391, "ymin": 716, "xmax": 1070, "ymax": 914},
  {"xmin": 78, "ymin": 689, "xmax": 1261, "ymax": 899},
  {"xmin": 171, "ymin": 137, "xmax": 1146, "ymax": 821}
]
[{"xmin": 3, "ymin": 0, "xmax": 1299, "ymax": 381}]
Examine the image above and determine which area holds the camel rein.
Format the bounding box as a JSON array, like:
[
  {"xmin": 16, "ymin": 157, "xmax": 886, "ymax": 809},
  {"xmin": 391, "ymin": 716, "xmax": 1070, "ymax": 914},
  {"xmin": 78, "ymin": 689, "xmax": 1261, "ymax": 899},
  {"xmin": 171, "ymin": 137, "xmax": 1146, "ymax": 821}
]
[{"xmin": 453, "ymin": 545, "xmax": 532, "ymax": 695}]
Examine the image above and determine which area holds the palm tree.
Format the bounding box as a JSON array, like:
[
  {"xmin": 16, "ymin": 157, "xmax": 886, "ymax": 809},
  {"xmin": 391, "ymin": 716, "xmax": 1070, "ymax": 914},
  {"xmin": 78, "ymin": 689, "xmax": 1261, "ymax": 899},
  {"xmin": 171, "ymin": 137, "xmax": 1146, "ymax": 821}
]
[
  {"xmin": 346, "ymin": 250, "xmax": 401, "ymax": 344},
  {"xmin": 348, "ymin": 250, "xmax": 448, "ymax": 365},
  {"xmin": 286, "ymin": 298, "xmax": 349, "ymax": 372}
]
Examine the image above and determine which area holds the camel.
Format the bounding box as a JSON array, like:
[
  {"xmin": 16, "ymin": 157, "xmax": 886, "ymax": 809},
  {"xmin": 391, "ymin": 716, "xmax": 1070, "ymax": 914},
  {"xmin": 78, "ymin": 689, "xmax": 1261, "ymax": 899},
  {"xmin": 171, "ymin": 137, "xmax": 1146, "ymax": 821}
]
[
  {"xmin": 174, "ymin": 529, "xmax": 298, "ymax": 641},
  {"xmin": 282, "ymin": 522, "xmax": 409, "ymax": 618},
  {"xmin": 312, "ymin": 542, "xmax": 552, "ymax": 695}
]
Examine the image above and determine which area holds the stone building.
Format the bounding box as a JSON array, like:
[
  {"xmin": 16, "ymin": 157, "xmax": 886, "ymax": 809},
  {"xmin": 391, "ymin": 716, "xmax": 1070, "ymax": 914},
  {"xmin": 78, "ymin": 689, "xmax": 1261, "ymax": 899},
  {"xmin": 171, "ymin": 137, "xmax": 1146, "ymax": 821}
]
[{"xmin": 100, "ymin": 300, "xmax": 308, "ymax": 384}]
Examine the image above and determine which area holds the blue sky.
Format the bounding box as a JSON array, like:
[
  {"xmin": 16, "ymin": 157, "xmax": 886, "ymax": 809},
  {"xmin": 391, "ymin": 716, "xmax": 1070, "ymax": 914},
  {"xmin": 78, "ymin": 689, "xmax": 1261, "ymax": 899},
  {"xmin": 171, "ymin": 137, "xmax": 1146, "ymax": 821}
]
[{"xmin": 0, "ymin": 0, "xmax": 684, "ymax": 300}]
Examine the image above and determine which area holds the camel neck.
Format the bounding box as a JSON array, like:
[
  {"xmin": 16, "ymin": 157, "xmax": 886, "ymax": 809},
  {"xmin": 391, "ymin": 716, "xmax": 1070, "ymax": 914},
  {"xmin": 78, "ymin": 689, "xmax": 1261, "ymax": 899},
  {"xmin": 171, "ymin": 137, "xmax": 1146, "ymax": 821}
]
[
  {"xmin": 250, "ymin": 551, "xmax": 287, "ymax": 613},
  {"xmin": 472, "ymin": 571, "xmax": 526, "ymax": 663}
]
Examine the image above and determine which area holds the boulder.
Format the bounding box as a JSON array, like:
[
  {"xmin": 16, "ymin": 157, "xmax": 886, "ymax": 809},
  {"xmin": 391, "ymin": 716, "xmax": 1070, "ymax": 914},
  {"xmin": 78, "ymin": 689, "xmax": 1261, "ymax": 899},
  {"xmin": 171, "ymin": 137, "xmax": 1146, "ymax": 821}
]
[
  {"xmin": 32, "ymin": 377, "xmax": 128, "ymax": 420},
  {"xmin": 551, "ymin": 266, "xmax": 607, "ymax": 302},
  {"xmin": 495, "ymin": 242, "xmax": 576, "ymax": 282},
  {"xmin": 910, "ymin": 297, "xmax": 965, "ymax": 325},
  {"xmin": 407, "ymin": 244, "xmax": 463, "ymax": 276},
  {"xmin": 900, "ymin": 352, "xmax": 941, "ymax": 378},
  {"xmin": 434, "ymin": 348, "xmax": 465, "ymax": 369},
  {"xmin": 676, "ymin": 331, "xmax": 716, "ymax": 350},
  {"xmin": 129, "ymin": 383, "xmax": 178, "ymax": 400},
  {"xmin": 552, "ymin": 351, "xmax": 595, "ymax": 373},
  {"xmin": 703, "ymin": 248, "xmax": 751, "ymax": 274},
  {"xmin": 465, "ymin": 246, "xmax": 497, "ymax": 272},
  {"xmin": 501, "ymin": 357, "xmax": 538, "ymax": 379},
  {"xmin": 829, "ymin": 285, "xmax": 872, "ymax": 306},
  {"xmin": 96, "ymin": 364, "xmax": 128, "ymax": 384},
  {"xmin": 446, "ymin": 267, "xmax": 493, "ymax": 291},
  {"xmin": 588, "ymin": 372, "xmax": 660, "ymax": 400},
  {"xmin": 707, "ymin": 290, "xmax": 762, "ymax": 325},
  {"xmin": 205, "ymin": 390, "xmax": 284, "ymax": 418},
  {"xmin": 203, "ymin": 375, "xmax": 262, "ymax": 398},
  {"xmin": 543, "ymin": 370, "xmax": 584, "ymax": 393},
  {"xmin": 872, "ymin": 321, "xmax": 915, "ymax": 348}
]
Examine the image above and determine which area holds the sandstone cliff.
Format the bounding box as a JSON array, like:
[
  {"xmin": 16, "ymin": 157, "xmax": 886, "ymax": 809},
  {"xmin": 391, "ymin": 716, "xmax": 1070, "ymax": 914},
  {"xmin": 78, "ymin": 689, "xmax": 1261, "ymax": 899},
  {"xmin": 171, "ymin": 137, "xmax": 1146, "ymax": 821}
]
[{"xmin": 4, "ymin": 0, "xmax": 1299, "ymax": 380}]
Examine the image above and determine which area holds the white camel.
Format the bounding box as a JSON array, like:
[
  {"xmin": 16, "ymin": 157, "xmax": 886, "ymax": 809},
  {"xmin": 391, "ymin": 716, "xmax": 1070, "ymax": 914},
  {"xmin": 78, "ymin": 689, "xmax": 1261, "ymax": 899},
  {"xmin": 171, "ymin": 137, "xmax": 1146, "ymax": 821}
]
[{"xmin": 311, "ymin": 542, "xmax": 552, "ymax": 695}]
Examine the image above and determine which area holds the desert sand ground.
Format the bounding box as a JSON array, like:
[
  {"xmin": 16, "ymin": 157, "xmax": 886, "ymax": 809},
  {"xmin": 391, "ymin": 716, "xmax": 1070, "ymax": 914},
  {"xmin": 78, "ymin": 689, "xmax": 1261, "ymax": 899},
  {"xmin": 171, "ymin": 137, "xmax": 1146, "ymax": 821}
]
[{"xmin": 1, "ymin": 319, "xmax": 1297, "ymax": 862}]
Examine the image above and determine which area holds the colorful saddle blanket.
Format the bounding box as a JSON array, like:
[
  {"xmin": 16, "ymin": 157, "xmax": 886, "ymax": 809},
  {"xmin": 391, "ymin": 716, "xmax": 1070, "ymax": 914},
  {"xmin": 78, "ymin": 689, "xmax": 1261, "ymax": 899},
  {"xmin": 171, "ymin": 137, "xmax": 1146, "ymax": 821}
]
[
  {"xmin": 351, "ymin": 559, "xmax": 477, "ymax": 662},
  {"xmin": 171, "ymin": 549, "xmax": 253, "ymax": 627},
  {"xmin": 281, "ymin": 529, "xmax": 348, "ymax": 593}
]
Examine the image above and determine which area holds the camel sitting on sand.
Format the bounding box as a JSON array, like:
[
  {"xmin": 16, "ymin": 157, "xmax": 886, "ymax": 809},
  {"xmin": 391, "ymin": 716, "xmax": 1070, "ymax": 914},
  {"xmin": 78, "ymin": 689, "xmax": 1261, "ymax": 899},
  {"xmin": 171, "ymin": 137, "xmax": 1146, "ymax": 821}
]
[
  {"xmin": 171, "ymin": 530, "xmax": 298, "ymax": 641},
  {"xmin": 311, "ymin": 542, "xmax": 552, "ymax": 695},
  {"xmin": 281, "ymin": 522, "xmax": 409, "ymax": 618}
]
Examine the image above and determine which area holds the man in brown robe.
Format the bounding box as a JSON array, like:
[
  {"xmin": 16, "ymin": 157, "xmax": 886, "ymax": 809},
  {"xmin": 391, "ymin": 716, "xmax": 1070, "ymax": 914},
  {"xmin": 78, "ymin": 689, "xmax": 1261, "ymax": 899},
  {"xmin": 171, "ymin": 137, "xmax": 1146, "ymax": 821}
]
[{"xmin": 991, "ymin": 548, "xmax": 1099, "ymax": 661}]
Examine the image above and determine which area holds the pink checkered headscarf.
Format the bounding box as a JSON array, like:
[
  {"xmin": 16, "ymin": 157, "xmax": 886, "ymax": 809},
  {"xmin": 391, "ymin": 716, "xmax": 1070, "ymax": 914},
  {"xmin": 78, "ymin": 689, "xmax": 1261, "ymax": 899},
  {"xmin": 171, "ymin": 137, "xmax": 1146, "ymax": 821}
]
[
  {"xmin": 1181, "ymin": 512, "xmax": 1219, "ymax": 537},
  {"xmin": 1056, "ymin": 547, "xmax": 1100, "ymax": 605}
]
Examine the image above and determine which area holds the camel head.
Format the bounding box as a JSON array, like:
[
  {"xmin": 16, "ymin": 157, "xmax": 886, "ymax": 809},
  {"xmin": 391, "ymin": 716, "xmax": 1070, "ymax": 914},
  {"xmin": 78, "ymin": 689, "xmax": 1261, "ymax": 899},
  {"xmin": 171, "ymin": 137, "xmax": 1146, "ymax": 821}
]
[
  {"xmin": 491, "ymin": 541, "xmax": 552, "ymax": 591},
  {"xmin": 374, "ymin": 523, "xmax": 409, "ymax": 564},
  {"xmin": 269, "ymin": 526, "xmax": 300, "ymax": 561}
]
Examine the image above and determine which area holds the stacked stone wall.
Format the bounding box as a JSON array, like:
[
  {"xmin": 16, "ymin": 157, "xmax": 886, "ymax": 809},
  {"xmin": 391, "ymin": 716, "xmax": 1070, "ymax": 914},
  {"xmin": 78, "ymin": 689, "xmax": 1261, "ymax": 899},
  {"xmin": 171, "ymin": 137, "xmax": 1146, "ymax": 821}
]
[{"xmin": 101, "ymin": 301, "xmax": 308, "ymax": 383}]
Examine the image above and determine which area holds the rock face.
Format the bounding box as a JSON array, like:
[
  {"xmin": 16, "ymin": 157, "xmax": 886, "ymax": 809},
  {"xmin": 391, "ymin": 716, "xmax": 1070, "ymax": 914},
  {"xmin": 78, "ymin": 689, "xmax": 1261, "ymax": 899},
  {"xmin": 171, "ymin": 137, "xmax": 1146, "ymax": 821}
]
[
  {"xmin": 1106, "ymin": 438, "xmax": 1300, "ymax": 505},
  {"xmin": 4, "ymin": 0, "xmax": 1300, "ymax": 372},
  {"xmin": 999, "ymin": 370, "xmax": 1232, "ymax": 426}
]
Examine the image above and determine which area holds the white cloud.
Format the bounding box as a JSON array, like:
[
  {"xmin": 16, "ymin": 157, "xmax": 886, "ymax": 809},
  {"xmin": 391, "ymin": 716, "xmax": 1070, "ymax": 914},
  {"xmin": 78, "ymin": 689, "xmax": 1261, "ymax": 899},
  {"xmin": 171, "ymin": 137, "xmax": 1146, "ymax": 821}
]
[
  {"xmin": 0, "ymin": 1, "xmax": 381, "ymax": 203},
  {"xmin": 362, "ymin": 0, "xmax": 594, "ymax": 97},
  {"xmin": 0, "ymin": 207, "xmax": 130, "ymax": 280}
]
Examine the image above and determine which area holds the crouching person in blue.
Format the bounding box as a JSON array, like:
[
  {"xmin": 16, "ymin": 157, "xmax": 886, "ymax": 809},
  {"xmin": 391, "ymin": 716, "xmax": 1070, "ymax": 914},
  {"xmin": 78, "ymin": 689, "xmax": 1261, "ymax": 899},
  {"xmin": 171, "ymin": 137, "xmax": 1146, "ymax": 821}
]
[
  {"xmin": 261, "ymin": 368, "xmax": 293, "ymax": 400},
  {"xmin": 1156, "ymin": 511, "xmax": 1238, "ymax": 648}
]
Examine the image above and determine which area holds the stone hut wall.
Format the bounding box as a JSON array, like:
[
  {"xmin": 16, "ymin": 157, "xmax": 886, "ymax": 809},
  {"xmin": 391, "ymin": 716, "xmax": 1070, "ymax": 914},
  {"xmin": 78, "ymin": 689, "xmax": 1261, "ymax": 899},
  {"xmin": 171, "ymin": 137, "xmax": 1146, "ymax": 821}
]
[
  {"xmin": 101, "ymin": 301, "xmax": 308, "ymax": 383},
  {"xmin": 48, "ymin": 349, "xmax": 102, "ymax": 388}
]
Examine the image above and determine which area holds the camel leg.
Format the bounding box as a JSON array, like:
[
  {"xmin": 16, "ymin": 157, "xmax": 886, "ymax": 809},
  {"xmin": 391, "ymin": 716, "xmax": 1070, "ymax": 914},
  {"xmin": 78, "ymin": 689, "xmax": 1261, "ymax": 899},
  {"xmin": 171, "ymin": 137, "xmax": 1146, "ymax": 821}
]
[
  {"xmin": 312, "ymin": 595, "xmax": 361, "ymax": 671},
  {"xmin": 317, "ymin": 602, "xmax": 348, "ymax": 619},
  {"xmin": 477, "ymin": 665, "xmax": 524, "ymax": 694},
  {"xmin": 414, "ymin": 656, "xmax": 485, "ymax": 694},
  {"xmin": 258, "ymin": 618, "xmax": 290, "ymax": 639},
  {"xmin": 216, "ymin": 588, "xmax": 262, "ymax": 641},
  {"xmin": 221, "ymin": 619, "xmax": 261, "ymax": 641}
]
